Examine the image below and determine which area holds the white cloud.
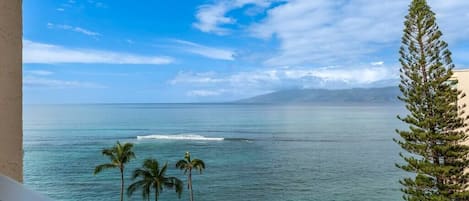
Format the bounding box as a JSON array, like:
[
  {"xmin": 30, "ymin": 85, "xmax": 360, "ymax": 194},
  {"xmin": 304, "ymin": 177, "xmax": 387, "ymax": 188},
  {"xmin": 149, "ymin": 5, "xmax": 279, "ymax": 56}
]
[
  {"xmin": 170, "ymin": 72, "xmax": 223, "ymax": 85},
  {"xmin": 74, "ymin": 27, "xmax": 100, "ymax": 36},
  {"xmin": 249, "ymin": 0, "xmax": 469, "ymax": 66},
  {"xmin": 284, "ymin": 67, "xmax": 396, "ymax": 85},
  {"xmin": 371, "ymin": 61, "xmax": 384, "ymax": 66},
  {"xmin": 24, "ymin": 70, "xmax": 54, "ymax": 76},
  {"xmin": 23, "ymin": 40, "xmax": 174, "ymax": 65},
  {"xmin": 193, "ymin": 0, "xmax": 273, "ymax": 35},
  {"xmin": 228, "ymin": 69, "xmax": 280, "ymax": 87},
  {"xmin": 23, "ymin": 76, "xmax": 106, "ymax": 89},
  {"xmin": 194, "ymin": 3, "xmax": 234, "ymax": 35},
  {"xmin": 23, "ymin": 68, "xmax": 105, "ymax": 88},
  {"xmin": 171, "ymin": 65, "xmax": 398, "ymax": 92},
  {"xmin": 194, "ymin": 0, "xmax": 469, "ymax": 67},
  {"xmin": 186, "ymin": 0, "xmax": 469, "ymax": 101},
  {"xmin": 249, "ymin": 0, "xmax": 409, "ymax": 66},
  {"xmin": 428, "ymin": 0, "xmax": 469, "ymax": 43},
  {"xmin": 47, "ymin": 23, "xmax": 101, "ymax": 36},
  {"xmin": 187, "ymin": 89, "xmax": 226, "ymax": 97},
  {"xmin": 172, "ymin": 65, "xmax": 398, "ymax": 98},
  {"xmin": 174, "ymin": 40, "xmax": 235, "ymax": 60},
  {"xmin": 56, "ymin": 8, "xmax": 65, "ymax": 11}
]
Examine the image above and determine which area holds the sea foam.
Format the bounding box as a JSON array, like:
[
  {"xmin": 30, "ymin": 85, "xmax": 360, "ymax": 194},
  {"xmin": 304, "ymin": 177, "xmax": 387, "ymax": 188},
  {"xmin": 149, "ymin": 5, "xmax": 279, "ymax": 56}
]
[{"xmin": 136, "ymin": 134, "xmax": 224, "ymax": 141}]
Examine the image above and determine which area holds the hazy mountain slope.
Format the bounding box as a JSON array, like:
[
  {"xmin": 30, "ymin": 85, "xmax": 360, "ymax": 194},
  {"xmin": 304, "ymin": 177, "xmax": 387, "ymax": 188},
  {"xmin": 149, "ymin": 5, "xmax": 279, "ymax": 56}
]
[{"xmin": 237, "ymin": 87, "xmax": 400, "ymax": 104}]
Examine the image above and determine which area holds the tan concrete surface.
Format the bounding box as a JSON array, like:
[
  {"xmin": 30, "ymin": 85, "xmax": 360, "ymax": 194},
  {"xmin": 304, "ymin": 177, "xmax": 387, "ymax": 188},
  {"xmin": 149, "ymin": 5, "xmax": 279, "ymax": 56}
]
[{"xmin": 0, "ymin": 0, "xmax": 23, "ymax": 182}]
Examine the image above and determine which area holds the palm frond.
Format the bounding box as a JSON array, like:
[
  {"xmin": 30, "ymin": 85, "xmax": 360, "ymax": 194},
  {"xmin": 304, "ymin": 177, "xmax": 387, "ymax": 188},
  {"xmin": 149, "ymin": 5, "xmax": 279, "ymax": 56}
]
[
  {"xmin": 192, "ymin": 159, "xmax": 205, "ymax": 173},
  {"xmin": 132, "ymin": 168, "xmax": 152, "ymax": 179},
  {"xmin": 175, "ymin": 160, "xmax": 189, "ymax": 170},
  {"xmin": 127, "ymin": 180, "xmax": 146, "ymax": 197},
  {"xmin": 101, "ymin": 148, "xmax": 115, "ymax": 156},
  {"xmin": 101, "ymin": 147, "xmax": 118, "ymax": 162},
  {"xmin": 129, "ymin": 158, "xmax": 183, "ymax": 200},
  {"xmin": 122, "ymin": 142, "xmax": 134, "ymax": 152},
  {"xmin": 121, "ymin": 143, "xmax": 136, "ymax": 163},
  {"xmin": 159, "ymin": 162, "xmax": 168, "ymax": 176},
  {"xmin": 142, "ymin": 182, "xmax": 151, "ymax": 201},
  {"xmin": 143, "ymin": 158, "xmax": 158, "ymax": 170},
  {"xmin": 100, "ymin": 141, "xmax": 135, "ymax": 165},
  {"xmin": 164, "ymin": 177, "xmax": 184, "ymax": 198},
  {"xmin": 94, "ymin": 163, "xmax": 117, "ymax": 175},
  {"xmin": 96, "ymin": 141, "xmax": 136, "ymax": 201}
]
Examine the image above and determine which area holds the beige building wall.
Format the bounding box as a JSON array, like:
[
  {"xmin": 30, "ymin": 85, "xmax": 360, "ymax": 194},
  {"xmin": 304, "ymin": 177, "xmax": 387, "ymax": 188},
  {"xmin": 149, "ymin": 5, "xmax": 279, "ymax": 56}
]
[
  {"xmin": 454, "ymin": 70, "xmax": 469, "ymax": 146},
  {"xmin": 454, "ymin": 70, "xmax": 469, "ymax": 190},
  {"xmin": 0, "ymin": 0, "xmax": 23, "ymax": 182}
]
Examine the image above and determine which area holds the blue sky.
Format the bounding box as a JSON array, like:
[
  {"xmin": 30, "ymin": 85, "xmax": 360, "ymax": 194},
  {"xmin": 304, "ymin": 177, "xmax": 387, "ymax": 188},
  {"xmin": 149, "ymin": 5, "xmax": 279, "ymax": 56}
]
[{"xmin": 23, "ymin": 0, "xmax": 469, "ymax": 103}]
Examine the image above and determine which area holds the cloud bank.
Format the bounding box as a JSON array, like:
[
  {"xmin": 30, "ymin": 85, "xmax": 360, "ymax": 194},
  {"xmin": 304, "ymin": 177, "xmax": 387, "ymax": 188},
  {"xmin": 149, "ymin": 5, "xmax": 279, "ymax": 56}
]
[
  {"xmin": 195, "ymin": 0, "xmax": 469, "ymax": 67},
  {"xmin": 23, "ymin": 40, "xmax": 173, "ymax": 65},
  {"xmin": 171, "ymin": 64, "xmax": 398, "ymax": 97}
]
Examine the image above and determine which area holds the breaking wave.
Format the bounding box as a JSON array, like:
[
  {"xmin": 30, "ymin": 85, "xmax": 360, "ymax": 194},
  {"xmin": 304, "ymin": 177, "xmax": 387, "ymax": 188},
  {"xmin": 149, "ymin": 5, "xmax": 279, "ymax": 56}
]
[{"xmin": 136, "ymin": 134, "xmax": 224, "ymax": 141}]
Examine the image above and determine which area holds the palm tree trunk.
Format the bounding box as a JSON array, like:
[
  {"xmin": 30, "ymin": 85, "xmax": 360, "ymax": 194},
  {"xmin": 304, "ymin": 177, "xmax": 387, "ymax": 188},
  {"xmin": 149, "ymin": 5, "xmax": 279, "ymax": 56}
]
[
  {"xmin": 120, "ymin": 168, "xmax": 124, "ymax": 201},
  {"xmin": 189, "ymin": 170, "xmax": 194, "ymax": 201},
  {"xmin": 155, "ymin": 189, "xmax": 157, "ymax": 201}
]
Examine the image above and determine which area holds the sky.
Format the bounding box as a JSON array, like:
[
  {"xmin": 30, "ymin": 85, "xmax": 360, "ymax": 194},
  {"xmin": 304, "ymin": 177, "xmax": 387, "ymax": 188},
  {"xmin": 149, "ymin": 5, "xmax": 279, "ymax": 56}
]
[{"xmin": 23, "ymin": 0, "xmax": 469, "ymax": 103}]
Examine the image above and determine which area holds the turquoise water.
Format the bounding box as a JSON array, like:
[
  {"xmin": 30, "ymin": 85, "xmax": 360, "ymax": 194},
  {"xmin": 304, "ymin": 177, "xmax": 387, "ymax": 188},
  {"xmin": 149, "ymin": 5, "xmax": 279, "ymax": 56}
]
[{"xmin": 23, "ymin": 104, "xmax": 406, "ymax": 201}]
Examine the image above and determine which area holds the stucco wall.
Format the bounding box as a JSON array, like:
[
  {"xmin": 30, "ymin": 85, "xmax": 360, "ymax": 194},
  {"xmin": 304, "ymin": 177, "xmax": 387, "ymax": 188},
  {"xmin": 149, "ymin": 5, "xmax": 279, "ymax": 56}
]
[
  {"xmin": 0, "ymin": 0, "xmax": 23, "ymax": 182},
  {"xmin": 453, "ymin": 70, "xmax": 469, "ymax": 189},
  {"xmin": 454, "ymin": 70, "xmax": 469, "ymax": 146}
]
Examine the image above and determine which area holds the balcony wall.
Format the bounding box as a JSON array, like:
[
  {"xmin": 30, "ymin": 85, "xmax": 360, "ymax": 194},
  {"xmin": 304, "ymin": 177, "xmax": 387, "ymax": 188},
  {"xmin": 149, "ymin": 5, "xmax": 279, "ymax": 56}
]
[{"xmin": 0, "ymin": 0, "xmax": 23, "ymax": 182}]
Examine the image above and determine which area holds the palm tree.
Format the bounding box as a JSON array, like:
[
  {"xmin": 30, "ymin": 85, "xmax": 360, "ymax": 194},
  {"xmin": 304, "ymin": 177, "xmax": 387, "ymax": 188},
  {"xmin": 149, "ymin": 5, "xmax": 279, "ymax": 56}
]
[
  {"xmin": 176, "ymin": 152, "xmax": 205, "ymax": 201},
  {"xmin": 94, "ymin": 141, "xmax": 135, "ymax": 201},
  {"xmin": 128, "ymin": 158, "xmax": 183, "ymax": 201}
]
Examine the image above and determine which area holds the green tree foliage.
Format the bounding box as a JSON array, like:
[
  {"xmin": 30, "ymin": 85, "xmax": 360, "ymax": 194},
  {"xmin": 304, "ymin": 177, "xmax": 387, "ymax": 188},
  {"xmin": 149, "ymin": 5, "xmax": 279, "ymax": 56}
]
[
  {"xmin": 94, "ymin": 141, "xmax": 135, "ymax": 201},
  {"xmin": 176, "ymin": 152, "xmax": 205, "ymax": 201},
  {"xmin": 396, "ymin": 0, "xmax": 469, "ymax": 200},
  {"xmin": 128, "ymin": 158, "xmax": 183, "ymax": 201}
]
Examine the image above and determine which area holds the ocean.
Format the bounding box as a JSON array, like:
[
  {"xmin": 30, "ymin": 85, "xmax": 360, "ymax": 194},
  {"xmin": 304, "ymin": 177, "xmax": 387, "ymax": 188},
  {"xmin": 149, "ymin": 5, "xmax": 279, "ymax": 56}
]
[{"xmin": 23, "ymin": 103, "xmax": 406, "ymax": 201}]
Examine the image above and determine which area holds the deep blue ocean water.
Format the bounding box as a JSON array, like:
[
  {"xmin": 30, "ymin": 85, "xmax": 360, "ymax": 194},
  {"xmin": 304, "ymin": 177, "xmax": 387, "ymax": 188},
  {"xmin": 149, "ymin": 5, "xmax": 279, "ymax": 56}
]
[{"xmin": 23, "ymin": 104, "xmax": 407, "ymax": 201}]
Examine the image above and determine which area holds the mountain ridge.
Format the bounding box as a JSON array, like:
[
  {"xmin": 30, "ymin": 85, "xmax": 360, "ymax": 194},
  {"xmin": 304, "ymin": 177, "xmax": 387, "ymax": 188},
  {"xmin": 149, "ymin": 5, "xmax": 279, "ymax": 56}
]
[{"xmin": 237, "ymin": 86, "xmax": 400, "ymax": 104}]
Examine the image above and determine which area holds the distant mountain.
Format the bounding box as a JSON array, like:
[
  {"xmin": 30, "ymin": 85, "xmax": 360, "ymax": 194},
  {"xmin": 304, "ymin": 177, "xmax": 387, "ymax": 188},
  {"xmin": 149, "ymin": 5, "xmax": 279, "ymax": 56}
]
[{"xmin": 237, "ymin": 86, "xmax": 400, "ymax": 104}]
